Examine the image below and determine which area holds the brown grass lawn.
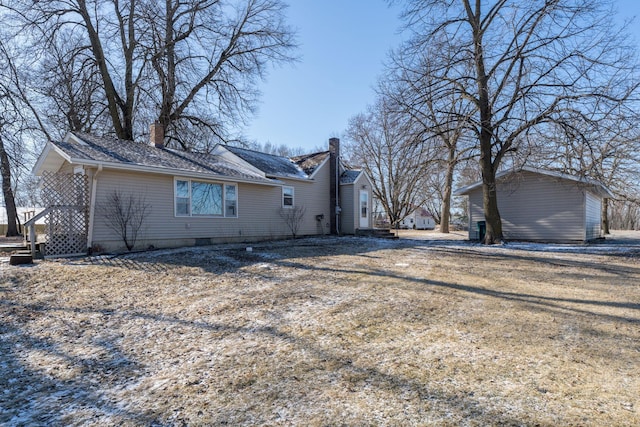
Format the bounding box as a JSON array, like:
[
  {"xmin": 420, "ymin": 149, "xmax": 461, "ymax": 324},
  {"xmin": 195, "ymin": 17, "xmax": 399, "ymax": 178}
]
[{"xmin": 1, "ymin": 237, "xmax": 639, "ymax": 426}]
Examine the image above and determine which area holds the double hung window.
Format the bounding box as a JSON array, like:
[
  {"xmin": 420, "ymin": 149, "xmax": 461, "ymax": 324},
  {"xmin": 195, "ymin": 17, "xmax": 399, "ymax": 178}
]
[{"xmin": 282, "ymin": 186, "xmax": 294, "ymax": 207}]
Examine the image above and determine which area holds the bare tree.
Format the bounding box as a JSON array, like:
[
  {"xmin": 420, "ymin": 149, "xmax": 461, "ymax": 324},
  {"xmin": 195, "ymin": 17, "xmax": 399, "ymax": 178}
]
[
  {"xmin": 344, "ymin": 98, "xmax": 438, "ymax": 229},
  {"xmin": 394, "ymin": 0, "xmax": 640, "ymax": 243},
  {"xmin": 100, "ymin": 191, "xmax": 151, "ymax": 251},
  {"xmin": 4, "ymin": 0, "xmax": 297, "ymax": 149},
  {"xmin": 382, "ymin": 41, "xmax": 478, "ymax": 233},
  {"xmin": 279, "ymin": 205, "xmax": 305, "ymax": 238},
  {"xmin": 0, "ymin": 12, "xmax": 59, "ymax": 237},
  {"xmin": 38, "ymin": 30, "xmax": 109, "ymax": 134},
  {"xmin": 0, "ymin": 38, "xmax": 37, "ymax": 236},
  {"xmin": 521, "ymin": 109, "xmax": 640, "ymax": 233},
  {"xmin": 143, "ymin": 0, "xmax": 297, "ymax": 149}
]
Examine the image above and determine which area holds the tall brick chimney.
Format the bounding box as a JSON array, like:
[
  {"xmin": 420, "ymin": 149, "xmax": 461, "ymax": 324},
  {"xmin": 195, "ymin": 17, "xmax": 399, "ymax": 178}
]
[
  {"xmin": 150, "ymin": 122, "xmax": 164, "ymax": 148},
  {"xmin": 329, "ymin": 137, "xmax": 340, "ymax": 234}
]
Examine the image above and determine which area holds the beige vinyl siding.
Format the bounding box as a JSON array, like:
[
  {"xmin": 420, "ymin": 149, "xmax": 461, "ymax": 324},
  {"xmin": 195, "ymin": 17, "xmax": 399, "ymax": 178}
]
[
  {"xmin": 468, "ymin": 171, "xmax": 587, "ymax": 241},
  {"xmin": 89, "ymin": 169, "xmax": 283, "ymax": 250},
  {"xmin": 468, "ymin": 191, "xmax": 484, "ymax": 240},
  {"xmin": 292, "ymin": 158, "xmax": 331, "ymax": 235},
  {"xmin": 340, "ymin": 173, "xmax": 373, "ymax": 234},
  {"xmin": 57, "ymin": 162, "xmax": 76, "ymax": 174},
  {"xmin": 340, "ymin": 184, "xmax": 355, "ymax": 234},
  {"xmin": 281, "ymin": 159, "xmax": 331, "ymax": 237},
  {"xmin": 353, "ymin": 173, "xmax": 372, "ymax": 231},
  {"xmin": 90, "ymin": 159, "xmax": 334, "ymax": 250},
  {"xmin": 585, "ymin": 191, "xmax": 602, "ymax": 240}
]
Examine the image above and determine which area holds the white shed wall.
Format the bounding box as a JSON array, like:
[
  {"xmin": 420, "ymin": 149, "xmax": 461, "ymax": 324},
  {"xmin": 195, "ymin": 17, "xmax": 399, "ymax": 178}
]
[
  {"xmin": 585, "ymin": 191, "xmax": 602, "ymax": 240},
  {"xmin": 467, "ymin": 171, "xmax": 589, "ymax": 241}
]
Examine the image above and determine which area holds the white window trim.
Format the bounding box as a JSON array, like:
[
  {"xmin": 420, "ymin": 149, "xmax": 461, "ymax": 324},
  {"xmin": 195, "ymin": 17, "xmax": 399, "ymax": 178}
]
[
  {"xmin": 282, "ymin": 186, "xmax": 294, "ymax": 208},
  {"xmin": 174, "ymin": 177, "xmax": 238, "ymax": 218}
]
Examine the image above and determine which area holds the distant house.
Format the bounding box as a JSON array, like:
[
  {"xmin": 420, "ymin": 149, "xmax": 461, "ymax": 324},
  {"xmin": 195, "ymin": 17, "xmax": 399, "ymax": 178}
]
[
  {"xmin": 454, "ymin": 167, "xmax": 613, "ymax": 242},
  {"xmin": 399, "ymin": 207, "xmax": 436, "ymax": 230},
  {"xmin": 30, "ymin": 127, "xmax": 374, "ymax": 255}
]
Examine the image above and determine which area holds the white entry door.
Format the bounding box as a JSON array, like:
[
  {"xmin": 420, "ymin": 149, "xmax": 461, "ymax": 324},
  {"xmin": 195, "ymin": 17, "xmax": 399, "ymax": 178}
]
[{"xmin": 359, "ymin": 190, "xmax": 369, "ymax": 228}]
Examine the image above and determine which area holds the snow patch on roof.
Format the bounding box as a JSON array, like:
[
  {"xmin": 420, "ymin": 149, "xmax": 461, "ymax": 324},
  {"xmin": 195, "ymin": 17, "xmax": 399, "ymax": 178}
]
[
  {"xmin": 291, "ymin": 151, "xmax": 329, "ymax": 176},
  {"xmin": 225, "ymin": 146, "xmax": 309, "ymax": 180}
]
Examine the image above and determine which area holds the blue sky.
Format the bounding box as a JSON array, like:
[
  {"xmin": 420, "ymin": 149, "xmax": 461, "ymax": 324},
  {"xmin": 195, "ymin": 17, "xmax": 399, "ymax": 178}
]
[{"xmin": 243, "ymin": 0, "xmax": 640, "ymax": 153}]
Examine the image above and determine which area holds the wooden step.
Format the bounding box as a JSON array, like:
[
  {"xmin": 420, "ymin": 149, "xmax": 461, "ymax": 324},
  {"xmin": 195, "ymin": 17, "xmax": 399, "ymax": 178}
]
[
  {"xmin": 10, "ymin": 252, "xmax": 33, "ymax": 265},
  {"xmin": 356, "ymin": 229, "xmax": 399, "ymax": 239},
  {"xmin": 0, "ymin": 244, "xmax": 28, "ymax": 253}
]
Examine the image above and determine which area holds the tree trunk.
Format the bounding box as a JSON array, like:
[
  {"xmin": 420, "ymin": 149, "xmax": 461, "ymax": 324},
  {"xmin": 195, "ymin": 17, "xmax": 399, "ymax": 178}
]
[
  {"xmin": 0, "ymin": 138, "xmax": 19, "ymax": 236},
  {"xmin": 479, "ymin": 123, "xmax": 503, "ymax": 243},
  {"xmin": 473, "ymin": 11, "xmax": 503, "ymax": 244},
  {"xmin": 480, "ymin": 165, "xmax": 502, "ymax": 244},
  {"xmin": 440, "ymin": 153, "xmax": 456, "ymax": 233},
  {"xmin": 77, "ymin": 0, "xmax": 133, "ymax": 140},
  {"xmin": 601, "ymin": 198, "xmax": 610, "ymax": 235}
]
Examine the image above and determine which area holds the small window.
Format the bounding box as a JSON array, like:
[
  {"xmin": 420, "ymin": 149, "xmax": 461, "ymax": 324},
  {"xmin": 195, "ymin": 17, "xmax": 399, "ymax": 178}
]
[
  {"xmin": 282, "ymin": 186, "xmax": 294, "ymax": 207},
  {"xmin": 176, "ymin": 180, "xmax": 190, "ymax": 216},
  {"xmin": 225, "ymin": 185, "xmax": 237, "ymax": 217}
]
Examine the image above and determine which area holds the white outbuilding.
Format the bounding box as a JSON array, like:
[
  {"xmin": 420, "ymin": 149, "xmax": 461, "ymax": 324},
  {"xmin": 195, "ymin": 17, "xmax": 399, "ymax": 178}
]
[{"xmin": 454, "ymin": 167, "xmax": 614, "ymax": 242}]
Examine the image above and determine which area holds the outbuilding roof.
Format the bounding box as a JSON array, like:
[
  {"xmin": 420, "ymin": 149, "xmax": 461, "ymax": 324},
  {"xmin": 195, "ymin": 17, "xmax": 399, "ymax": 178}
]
[{"xmin": 454, "ymin": 167, "xmax": 614, "ymax": 199}]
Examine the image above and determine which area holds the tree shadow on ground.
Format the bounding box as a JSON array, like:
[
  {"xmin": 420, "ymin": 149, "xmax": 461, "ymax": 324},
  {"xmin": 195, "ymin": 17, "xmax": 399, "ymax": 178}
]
[
  {"xmin": 0, "ymin": 321, "xmax": 155, "ymax": 425},
  {"xmin": 3, "ymin": 234, "xmax": 640, "ymax": 424},
  {"xmin": 0, "ymin": 298, "xmax": 532, "ymax": 426}
]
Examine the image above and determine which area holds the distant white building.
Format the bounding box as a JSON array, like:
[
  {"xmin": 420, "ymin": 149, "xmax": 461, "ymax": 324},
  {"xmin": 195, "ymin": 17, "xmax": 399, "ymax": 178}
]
[
  {"xmin": 399, "ymin": 207, "xmax": 436, "ymax": 230},
  {"xmin": 0, "ymin": 207, "xmax": 46, "ymax": 235}
]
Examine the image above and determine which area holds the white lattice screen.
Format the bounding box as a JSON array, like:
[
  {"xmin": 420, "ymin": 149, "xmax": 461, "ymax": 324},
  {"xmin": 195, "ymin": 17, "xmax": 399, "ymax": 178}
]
[{"xmin": 41, "ymin": 171, "xmax": 90, "ymax": 257}]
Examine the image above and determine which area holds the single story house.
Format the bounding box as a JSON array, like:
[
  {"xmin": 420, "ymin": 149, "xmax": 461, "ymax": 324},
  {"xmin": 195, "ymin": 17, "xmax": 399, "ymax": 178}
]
[
  {"xmin": 29, "ymin": 126, "xmax": 374, "ymax": 255},
  {"xmin": 399, "ymin": 206, "xmax": 436, "ymax": 230},
  {"xmin": 454, "ymin": 167, "xmax": 614, "ymax": 242}
]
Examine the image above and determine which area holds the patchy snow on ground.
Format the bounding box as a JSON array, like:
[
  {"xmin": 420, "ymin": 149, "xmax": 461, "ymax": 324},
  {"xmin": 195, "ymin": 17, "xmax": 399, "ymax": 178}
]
[{"xmin": 1, "ymin": 233, "xmax": 639, "ymax": 426}]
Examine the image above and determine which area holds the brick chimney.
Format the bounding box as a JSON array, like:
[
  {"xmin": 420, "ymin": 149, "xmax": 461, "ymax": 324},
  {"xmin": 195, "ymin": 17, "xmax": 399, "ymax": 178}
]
[
  {"xmin": 329, "ymin": 137, "xmax": 340, "ymax": 234},
  {"xmin": 150, "ymin": 122, "xmax": 164, "ymax": 148}
]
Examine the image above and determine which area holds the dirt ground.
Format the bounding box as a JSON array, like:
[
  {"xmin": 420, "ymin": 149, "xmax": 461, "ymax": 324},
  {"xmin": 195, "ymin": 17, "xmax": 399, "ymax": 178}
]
[{"xmin": 1, "ymin": 233, "xmax": 639, "ymax": 426}]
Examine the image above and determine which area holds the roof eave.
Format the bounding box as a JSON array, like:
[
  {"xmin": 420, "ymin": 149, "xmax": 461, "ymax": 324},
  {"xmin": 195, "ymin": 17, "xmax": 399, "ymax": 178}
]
[
  {"xmin": 33, "ymin": 141, "xmax": 73, "ymax": 176},
  {"xmin": 267, "ymin": 174, "xmax": 312, "ymax": 182}
]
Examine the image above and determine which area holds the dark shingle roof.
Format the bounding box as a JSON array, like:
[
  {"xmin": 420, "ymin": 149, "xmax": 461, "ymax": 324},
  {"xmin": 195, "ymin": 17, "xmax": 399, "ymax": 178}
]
[
  {"xmin": 55, "ymin": 133, "xmax": 275, "ymax": 184},
  {"xmin": 224, "ymin": 145, "xmax": 309, "ymax": 179},
  {"xmin": 340, "ymin": 170, "xmax": 362, "ymax": 184}
]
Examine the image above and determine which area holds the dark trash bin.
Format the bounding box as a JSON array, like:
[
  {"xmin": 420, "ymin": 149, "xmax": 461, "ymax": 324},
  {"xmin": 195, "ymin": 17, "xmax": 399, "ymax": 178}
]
[{"xmin": 477, "ymin": 221, "xmax": 486, "ymax": 242}]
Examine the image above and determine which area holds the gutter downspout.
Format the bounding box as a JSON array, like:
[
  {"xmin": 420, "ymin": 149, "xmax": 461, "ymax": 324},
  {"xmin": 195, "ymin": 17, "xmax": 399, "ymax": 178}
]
[{"xmin": 87, "ymin": 164, "xmax": 103, "ymax": 252}]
